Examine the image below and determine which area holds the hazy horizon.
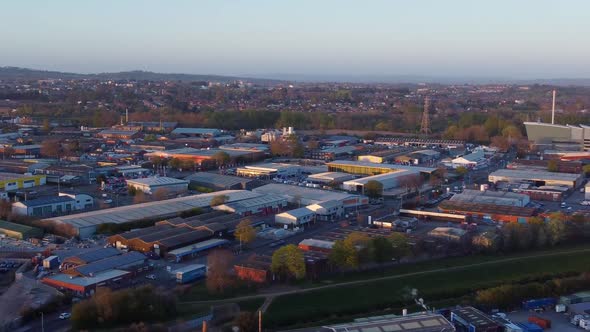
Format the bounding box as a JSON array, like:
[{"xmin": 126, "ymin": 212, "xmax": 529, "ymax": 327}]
[{"xmin": 2, "ymin": 0, "xmax": 590, "ymax": 80}]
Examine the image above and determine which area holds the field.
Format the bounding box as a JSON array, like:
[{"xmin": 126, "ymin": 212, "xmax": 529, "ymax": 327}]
[{"xmin": 264, "ymin": 247, "xmax": 590, "ymax": 328}]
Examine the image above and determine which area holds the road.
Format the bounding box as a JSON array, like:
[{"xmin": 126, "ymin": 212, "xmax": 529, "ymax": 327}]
[{"xmin": 179, "ymin": 247, "xmax": 590, "ymax": 305}]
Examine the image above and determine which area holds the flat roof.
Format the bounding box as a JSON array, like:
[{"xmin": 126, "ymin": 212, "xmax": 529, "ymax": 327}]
[
  {"xmin": 216, "ymin": 194, "xmax": 286, "ymax": 210},
  {"xmin": 174, "ymin": 264, "xmax": 206, "ymax": 274},
  {"xmin": 172, "ymin": 128, "xmax": 220, "ymax": 135},
  {"xmin": 299, "ymin": 238, "xmax": 334, "ymax": 249},
  {"xmin": 75, "ymin": 251, "xmax": 145, "ymax": 277},
  {"xmin": 307, "ymin": 172, "xmax": 355, "ymax": 181},
  {"xmin": 298, "ymin": 313, "xmax": 455, "ymax": 332},
  {"xmin": 185, "ymin": 172, "xmax": 251, "ymax": 187},
  {"xmin": 43, "ymin": 190, "xmax": 261, "ymax": 229},
  {"xmin": 44, "ymin": 269, "xmax": 130, "ymax": 287},
  {"xmin": 278, "ymin": 207, "xmax": 315, "ymax": 218},
  {"xmin": 65, "ymin": 247, "xmax": 121, "ymax": 263},
  {"xmin": 16, "ymin": 196, "xmax": 74, "ymax": 207},
  {"xmin": 451, "ymin": 307, "xmax": 499, "ymax": 328},
  {"xmin": 0, "ymin": 220, "xmax": 42, "ymax": 235},
  {"xmin": 489, "ymin": 169, "xmax": 581, "ymax": 181},
  {"xmin": 168, "ymin": 239, "xmax": 230, "ymax": 256},
  {"xmin": 327, "ymin": 160, "xmax": 437, "ymax": 174},
  {"xmin": 343, "ymin": 169, "xmax": 418, "ymax": 185},
  {"xmin": 126, "ymin": 176, "xmax": 188, "ymax": 187},
  {"xmin": 0, "ymin": 172, "xmax": 39, "ymax": 180},
  {"xmin": 244, "ymin": 163, "xmax": 301, "ymax": 172},
  {"xmin": 253, "ymin": 183, "xmax": 364, "ymax": 205},
  {"xmin": 439, "ymin": 201, "xmax": 536, "ymax": 217}
]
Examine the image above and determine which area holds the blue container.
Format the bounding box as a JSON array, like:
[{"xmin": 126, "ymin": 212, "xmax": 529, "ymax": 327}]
[
  {"xmin": 515, "ymin": 322, "xmax": 543, "ymax": 332},
  {"xmin": 522, "ymin": 298, "xmax": 556, "ymax": 310}
]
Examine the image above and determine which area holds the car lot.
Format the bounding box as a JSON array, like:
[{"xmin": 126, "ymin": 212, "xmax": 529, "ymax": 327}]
[{"xmin": 506, "ymin": 308, "xmax": 579, "ymax": 332}]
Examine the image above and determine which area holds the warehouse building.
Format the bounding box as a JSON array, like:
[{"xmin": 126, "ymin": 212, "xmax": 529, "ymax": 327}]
[
  {"xmin": 126, "ymin": 176, "xmax": 188, "ymax": 195},
  {"xmin": 327, "ymin": 160, "xmax": 437, "ymax": 177},
  {"xmin": 438, "ymin": 201, "xmax": 537, "ymax": 224},
  {"xmin": 342, "ymin": 169, "xmax": 421, "ymax": 194},
  {"xmin": 306, "ymin": 172, "xmax": 355, "ymax": 185},
  {"xmin": 0, "ymin": 172, "xmax": 46, "ymax": 191},
  {"xmin": 43, "ymin": 190, "xmax": 261, "ymax": 238},
  {"xmin": 450, "ymin": 307, "xmax": 502, "ymax": 332},
  {"xmin": 298, "ymin": 238, "xmax": 334, "ymax": 253},
  {"xmin": 12, "ymin": 196, "xmax": 79, "ymax": 217},
  {"xmin": 252, "ymin": 183, "xmax": 368, "ymax": 210},
  {"xmin": 448, "ymin": 150, "xmax": 487, "ymax": 169},
  {"xmin": 428, "ymin": 227, "xmax": 469, "ymax": 243},
  {"xmin": 306, "ymin": 200, "xmax": 343, "ymax": 221},
  {"xmin": 60, "ymin": 247, "xmax": 121, "ymax": 270},
  {"xmin": 0, "ymin": 220, "xmax": 43, "ymax": 240},
  {"xmin": 293, "ymin": 312, "xmax": 455, "ymax": 332},
  {"xmin": 185, "ymin": 172, "xmax": 253, "ymax": 190},
  {"xmin": 358, "ymin": 149, "xmax": 405, "ymax": 164},
  {"xmin": 145, "ymin": 147, "xmax": 262, "ymax": 166},
  {"xmin": 488, "ymin": 169, "xmax": 583, "ymax": 188},
  {"xmin": 171, "ymin": 127, "xmax": 221, "ymax": 137},
  {"xmin": 236, "ymin": 163, "xmax": 302, "ymax": 178},
  {"xmin": 97, "ymin": 129, "xmax": 140, "ymax": 140},
  {"xmin": 524, "ymin": 122, "xmax": 590, "ymax": 151},
  {"xmin": 213, "ymin": 195, "xmax": 287, "ymax": 216},
  {"xmin": 450, "ymin": 189, "xmax": 530, "ymax": 207},
  {"xmin": 43, "ymin": 252, "xmax": 147, "ymax": 296},
  {"xmin": 166, "ymin": 238, "xmax": 230, "ymax": 263},
  {"xmin": 275, "ymin": 207, "xmax": 316, "ymax": 227}
]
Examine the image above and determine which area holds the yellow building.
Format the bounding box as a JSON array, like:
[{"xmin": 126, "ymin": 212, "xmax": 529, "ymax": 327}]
[{"xmin": 0, "ymin": 172, "xmax": 46, "ymax": 191}]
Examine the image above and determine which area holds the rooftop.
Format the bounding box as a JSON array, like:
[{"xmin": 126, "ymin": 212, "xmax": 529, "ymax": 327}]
[
  {"xmin": 185, "ymin": 172, "xmax": 251, "ymax": 187},
  {"xmin": 253, "ymin": 183, "xmax": 364, "ymax": 205},
  {"xmin": 126, "ymin": 176, "xmax": 188, "ymax": 187},
  {"xmin": 489, "ymin": 168, "xmax": 582, "ymax": 181},
  {"xmin": 327, "ymin": 160, "xmax": 437, "ymax": 174},
  {"xmin": 44, "ymin": 269, "xmax": 130, "ymax": 287},
  {"xmin": 439, "ymin": 201, "xmax": 536, "ymax": 217},
  {"xmin": 42, "ymin": 190, "xmax": 261, "ymax": 229},
  {"xmin": 16, "ymin": 196, "xmax": 74, "ymax": 207},
  {"xmin": 75, "ymin": 251, "xmax": 146, "ymax": 277}
]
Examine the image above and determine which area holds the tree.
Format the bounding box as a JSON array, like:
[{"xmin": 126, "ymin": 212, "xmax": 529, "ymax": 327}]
[
  {"xmin": 41, "ymin": 139, "xmax": 61, "ymax": 158},
  {"xmin": 234, "ymin": 311, "xmax": 257, "ymax": 332},
  {"xmin": 42, "ymin": 118, "xmax": 51, "ymax": 132},
  {"xmin": 169, "ymin": 158, "xmax": 182, "ymax": 170},
  {"xmin": 455, "ymin": 166, "xmax": 469, "ymax": 177},
  {"xmin": 389, "ymin": 233, "xmax": 411, "ymax": 261},
  {"xmin": 370, "ymin": 237, "xmax": 395, "ymax": 263},
  {"xmin": 547, "ymin": 212, "xmax": 567, "ymax": 246},
  {"xmin": 3, "ymin": 146, "xmax": 15, "ymax": 158},
  {"xmin": 547, "ymin": 160, "xmax": 559, "ymax": 172},
  {"xmin": 364, "ymin": 180, "xmax": 383, "ymax": 199},
  {"xmin": 234, "ymin": 219, "xmax": 256, "ymax": 245},
  {"xmin": 212, "ymin": 151, "xmax": 231, "ymax": 166},
  {"xmin": 329, "ymin": 239, "xmax": 359, "ymax": 269},
  {"xmin": 206, "ymin": 249, "xmax": 235, "ymax": 293},
  {"xmin": 271, "ymin": 244, "xmax": 306, "ymax": 280},
  {"xmin": 210, "ymin": 194, "xmax": 229, "ymax": 207}
]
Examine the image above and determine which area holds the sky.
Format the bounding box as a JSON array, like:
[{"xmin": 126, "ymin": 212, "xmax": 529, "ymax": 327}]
[{"xmin": 1, "ymin": 0, "xmax": 590, "ymax": 80}]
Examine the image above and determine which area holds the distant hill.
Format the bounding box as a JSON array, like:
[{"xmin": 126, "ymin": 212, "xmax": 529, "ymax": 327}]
[{"xmin": 0, "ymin": 67, "xmax": 285, "ymax": 84}]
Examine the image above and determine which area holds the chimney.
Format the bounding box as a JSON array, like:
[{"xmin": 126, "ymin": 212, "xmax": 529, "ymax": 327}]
[{"xmin": 551, "ymin": 90, "xmax": 556, "ymax": 124}]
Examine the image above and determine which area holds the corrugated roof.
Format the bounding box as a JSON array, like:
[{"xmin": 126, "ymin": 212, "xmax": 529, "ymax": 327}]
[
  {"xmin": 75, "ymin": 251, "xmax": 145, "ymax": 277},
  {"xmin": 17, "ymin": 196, "xmax": 75, "ymax": 207},
  {"xmin": 67, "ymin": 247, "xmax": 121, "ymax": 263}
]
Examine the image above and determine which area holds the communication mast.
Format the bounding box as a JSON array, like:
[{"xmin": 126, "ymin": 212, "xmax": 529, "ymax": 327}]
[{"xmin": 420, "ymin": 96, "xmax": 431, "ymax": 135}]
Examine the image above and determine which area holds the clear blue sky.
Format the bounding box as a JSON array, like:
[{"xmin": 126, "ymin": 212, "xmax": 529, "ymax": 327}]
[{"xmin": 1, "ymin": 0, "xmax": 589, "ymax": 79}]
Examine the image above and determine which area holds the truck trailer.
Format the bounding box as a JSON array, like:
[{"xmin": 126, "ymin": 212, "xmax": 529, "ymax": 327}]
[{"xmin": 175, "ymin": 264, "xmax": 207, "ymax": 284}]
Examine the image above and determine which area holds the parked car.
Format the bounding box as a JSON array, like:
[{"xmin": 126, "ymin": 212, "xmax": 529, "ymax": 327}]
[
  {"xmin": 145, "ymin": 274, "xmax": 156, "ymax": 280},
  {"xmin": 59, "ymin": 312, "xmax": 71, "ymax": 320}
]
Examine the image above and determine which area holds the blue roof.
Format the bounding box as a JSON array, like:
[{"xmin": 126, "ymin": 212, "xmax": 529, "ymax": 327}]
[
  {"xmin": 19, "ymin": 196, "xmax": 75, "ymax": 207},
  {"xmin": 75, "ymin": 251, "xmax": 146, "ymax": 277},
  {"xmin": 68, "ymin": 247, "xmax": 121, "ymax": 263}
]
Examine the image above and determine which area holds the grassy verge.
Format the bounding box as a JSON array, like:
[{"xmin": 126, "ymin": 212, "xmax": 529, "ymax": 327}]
[{"xmin": 265, "ymin": 248, "xmax": 590, "ymax": 328}]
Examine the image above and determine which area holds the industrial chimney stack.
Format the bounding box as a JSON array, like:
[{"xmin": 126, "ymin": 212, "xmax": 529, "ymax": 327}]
[{"xmin": 551, "ymin": 90, "xmax": 556, "ymax": 125}]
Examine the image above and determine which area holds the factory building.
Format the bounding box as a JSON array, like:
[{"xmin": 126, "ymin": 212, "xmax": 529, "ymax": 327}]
[
  {"xmin": 0, "ymin": 172, "xmax": 46, "ymax": 191},
  {"xmin": 275, "ymin": 208, "xmax": 316, "ymax": 227},
  {"xmin": 126, "ymin": 176, "xmax": 188, "ymax": 195},
  {"xmin": 306, "ymin": 172, "xmax": 355, "ymax": 185},
  {"xmin": 171, "ymin": 127, "xmax": 221, "ymax": 137},
  {"xmin": 185, "ymin": 172, "xmax": 253, "ymax": 190},
  {"xmin": 438, "ymin": 201, "xmax": 537, "ymax": 224},
  {"xmin": 97, "ymin": 129, "xmax": 140, "ymax": 140},
  {"xmin": 0, "ymin": 220, "xmax": 43, "ymax": 240},
  {"xmin": 43, "ymin": 190, "xmax": 261, "ymax": 238},
  {"xmin": 296, "ymin": 312, "xmax": 455, "ymax": 332},
  {"xmin": 306, "ymin": 200, "xmax": 343, "ymax": 221},
  {"xmin": 327, "ymin": 160, "xmax": 437, "ymax": 177},
  {"xmin": 213, "ymin": 195, "xmax": 287, "ymax": 216},
  {"xmin": 145, "ymin": 147, "xmax": 263, "ymax": 166},
  {"xmin": 450, "ymin": 307, "xmax": 502, "ymax": 332},
  {"xmin": 450, "ymin": 189, "xmax": 530, "ymax": 207},
  {"xmin": 12, "ymin": 196, "xmax": 81, "ymax": 217},
  {"xmin": 448, "ymin": 150, "xmax": 487, "ymax": 169},
  {"xmin": 524, "ymin": 122, "xmax": 590, "ymax": 151},
  {"xmin": 252, "ymin": 183, "xmax": 368, "ymax": 210},
  {"xmin": 358, "ymin": 149, "xmax": 404, "ymax": 164},
  {"xmin": 342, "ymin": 169, "xmax": 421, "ymax": 194},
  {"xmin": 488, "ymin": 169, "xmax": 583, "ymax": 188},
  {"xmin": 236, "ymin": 163, "xmax": 302, "ymax": 178},
  {"xmin": 43, "ymin": 251, "xmax": 147, "ymax": 296}
]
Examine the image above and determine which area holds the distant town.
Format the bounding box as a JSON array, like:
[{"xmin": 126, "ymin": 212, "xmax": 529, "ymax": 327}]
[{"xmin": 2, "ymin": 71, "xmax": 590, "ymax": 332}]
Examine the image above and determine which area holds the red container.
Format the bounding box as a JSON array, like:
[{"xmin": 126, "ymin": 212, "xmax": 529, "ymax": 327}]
[{"xmin": 528, "ymin": 316, "xmax": 551, "ymax": 329}]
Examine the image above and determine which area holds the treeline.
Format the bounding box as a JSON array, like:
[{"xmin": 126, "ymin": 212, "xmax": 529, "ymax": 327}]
[
  {"xmin": 328, "ymin": 232, "xmax": 411, "ymax": 270},
  {"xmin": 71, "ymin": 285, "xmax": 177, "ymax": 330},
  {"xmin": 476, "ymin": 272, "xmax": 590, "ymax": 310}
]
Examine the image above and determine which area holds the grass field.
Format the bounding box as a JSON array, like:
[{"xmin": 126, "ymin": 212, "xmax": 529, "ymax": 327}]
[{"xmin": 264, "ymin": 248, "xmax": 590, "ymax": 328}]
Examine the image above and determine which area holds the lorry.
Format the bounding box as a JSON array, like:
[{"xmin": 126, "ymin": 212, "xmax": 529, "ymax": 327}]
[
  {"xmin": 42, "ymin": 255, "xmax": 60, "ymax": 270},
  {"xmin": 175, "ymin": 264, "xmax": 207, "ymax": 284}
]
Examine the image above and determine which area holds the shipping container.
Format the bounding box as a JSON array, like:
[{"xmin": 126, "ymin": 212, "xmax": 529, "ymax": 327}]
[
  {"xmin": 522, "ymin": 298, "xmax": 556, "ymax": 310},
  {"xmin": 555, "ymin": 304, "xmax": 567, "ymax": 312},
  {"xmin": 175, "ymin": 264, "xmax": 207, "ymax": 284},
  {"xmin": 528, "ymin": 316, "xmax": 551, "ymax": 329},
  {"xmin": 515, "ymin": 322, "xmax": 543, "ymax": 332},
  {"xmin": 42, "ymin": 255, "xmax": 59, "ymax": 269}
]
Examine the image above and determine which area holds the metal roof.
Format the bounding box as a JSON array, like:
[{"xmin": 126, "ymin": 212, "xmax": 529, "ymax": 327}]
[
  {"xmin": 327, "ymin": 160, "xmax": 437, "ymax": 174},
  {"xmin": 126, "ymin": 176, "xmax": 188, "ymax": 187},
  {"xmin": 75, "ymin": 251, "xmax": 146, "ymax": 277},
  {"xmin": 172, "ymin": 128, "xmax": 220, "ymax": 135},
  {"xmin": 43, "ymin": 190, "xmax": 260, "ymax": 229},
  {"xmin": 185, "ymin": 172, "xmax": 251, "ymax": 187},
  {"xmin": 158, "ymin": 230, "xmax": 211, "ymax": 248},
  {"xmin": 253, "ymin": 183, "xmax": 363, "ymax": 205},
  {"xmin": 439, "ymin": 201, "xmax": 536, "ymax": 217},
  {"xmin": 168, "ymin": 239, "xmax": 230, "ymax": 256},
  {"xmin": 489, "ymin": 168, "xmax": 581, "ymax": 181},
  {"xmin": 292, "ymin": 313, "xmax": 455, "ymax": 332},
  {"xmin": 278, "ymin": 207, "xmax": 315, "ymax": 218},
  {"xmin": 17, "ymin": 196, "xmax": 75, "ymax": 207},
  {"xmin": 451, "ymin": 307, "xmax": 499, "ymax": 328},
  {"xmin": 69, "ymin": 247, "xmax": 121, "ymax": 263},
  {"xmin": 44, "ymin": 269, "xmax": 130, "ymax": 287}
]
